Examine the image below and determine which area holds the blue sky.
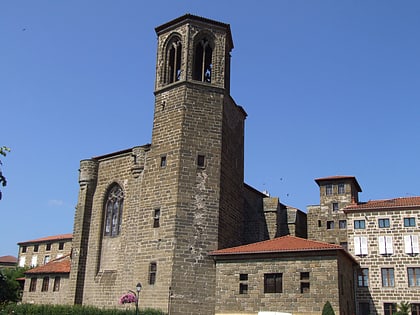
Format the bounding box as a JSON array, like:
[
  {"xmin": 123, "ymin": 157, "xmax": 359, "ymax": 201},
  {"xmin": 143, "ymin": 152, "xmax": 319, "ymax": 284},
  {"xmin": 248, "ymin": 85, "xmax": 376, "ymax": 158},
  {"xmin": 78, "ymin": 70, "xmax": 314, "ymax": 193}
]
[{"xmin": 1, "ymin": 1, "xmax": 420, "ymax": 257}]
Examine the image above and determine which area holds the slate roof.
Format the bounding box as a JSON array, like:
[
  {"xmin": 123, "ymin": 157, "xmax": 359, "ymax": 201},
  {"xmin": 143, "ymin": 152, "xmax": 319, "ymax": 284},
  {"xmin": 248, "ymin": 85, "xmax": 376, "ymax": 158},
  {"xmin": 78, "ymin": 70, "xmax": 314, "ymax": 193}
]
[
  {"xmin": 25, "ymin": 255, "xmax": 71, "ymax": 275},
  {"xmin": 18, "ymin": 233, "xmax": 73, "ymax": 245},
  {"xmin": 344, "ymin": 196, "xmax": 420, "ymax": 212}
]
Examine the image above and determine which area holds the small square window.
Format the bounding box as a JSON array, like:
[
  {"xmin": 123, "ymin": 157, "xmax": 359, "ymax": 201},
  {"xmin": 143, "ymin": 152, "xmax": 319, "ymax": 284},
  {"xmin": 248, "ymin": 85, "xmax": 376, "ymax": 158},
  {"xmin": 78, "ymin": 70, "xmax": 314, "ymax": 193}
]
[
  {"xmin": 354, "ymin": 220, "xmax": 366, "ymax": 229},
  {"xmin": 264, "ymin": 273, "xmax": 282, "ymax": 293},
  {"xmin": 239, "ymin": 283, "xmax": 248, "ymax": 294},
  {"xmin": 404, "ymin": 217, "xmax": 416, "ymax": 227},
  {"xmin": 326, "ymin": 184, "xmax": 333, "ymax": 196},
  {"xmin": 332, "ymin": 202, "xmax": 339, "ymax": 211},
  {"xmin": 160, "ymin": 155, "xmax": 167, "ymax": 167},
  {"xmin": 378, "ymin": 218, "xmax": 390, "ymax": 228},
  {"xmin": 300, "ymin": 282, "xmax": 310, "ymax": 293},
  {"xmin": 34, "ymin": 245, "xmax": 39, "ymax": 252},
  {"xmin": 197, "ymin": 155, "xmax": 205, "ymax": 168},
  {"xmin": 239, "ymin": 274, "xmax": 248, "ymax": 281},
  {"xmin": 300, "ymin": 272, "xmax": 309, "ymax": 280},
  {"xmin": 327, "ymin": 221, "xmax": 335, "ymax": 230},
  {"xmin": 58, "ymin": 242, "xmax": 64, "ymax": 250},
  {"xmin": 22, "ymin": 246, "xmax": 27, "ymax": 253},
  {"xmin": 339, "ymin": 220, "xmax": 347, "ymax": 229},
  {"xmin": 338, "ymin": 183, "xmax": 345, "ymax": 194},
  {"xmin": 46, "ymin": 243, "xmax": 52, "ymax": 251}
]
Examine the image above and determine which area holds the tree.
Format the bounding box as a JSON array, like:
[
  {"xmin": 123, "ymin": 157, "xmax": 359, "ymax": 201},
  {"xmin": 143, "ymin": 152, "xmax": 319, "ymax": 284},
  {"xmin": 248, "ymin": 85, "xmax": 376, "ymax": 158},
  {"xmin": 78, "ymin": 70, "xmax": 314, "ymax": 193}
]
[
  {"xmin": 0, "ymin": 146, "xmax": 10, "ymax": 200},
  {"xmin": 0, "ymin": 267, "xmax": 25, "ymax": 303},
  {"xmin": 322, "ymin": 301, "xmax": 335, "ymax": 315},
  {"xmin": 394, "ymin": 301, "xmax": 411, "ymax": 315}
]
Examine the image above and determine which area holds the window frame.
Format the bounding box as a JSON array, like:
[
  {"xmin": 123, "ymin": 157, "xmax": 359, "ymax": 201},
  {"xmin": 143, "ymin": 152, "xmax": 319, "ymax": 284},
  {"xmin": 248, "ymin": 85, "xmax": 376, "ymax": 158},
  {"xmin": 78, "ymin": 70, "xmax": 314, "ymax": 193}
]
[
  {"xmin": 408, "ymin": 267, "xmax": 420, "ymax": 287},
  {"xmin": 41, "ymin": 277, "xmax": 49, "ymax": 292},
  {"xmin": 378, "ymin": 218, "xmax": 390, "ymax": 228},
  {"xmin": 53, "ymin": 276, "xmax": 61, "ymax": 292},
  {"xmin": 338, "ymin": 183, "xmax": 345, "ymax": 194},
  {"xmin": 357, "ymin": 268, "xmax": 369, "ymax": 287},
  {"xmin": 354, "ymin": 219, "xmax": 366, "ymax": 229},
  {"xmin": 327, "ymin": 221, "xmax": 335, "ymax": 230},
  {"xmin": 404, "ymin": 217, "xmax": 416, "ymax": 227},
  {"xmin": 104, "ymin": 184, "xmax": 124, "ymax": 237},
  {"xmin": 325, "ymin": 184, "xmax": 333, "ymax": 196},
  {"xmin": 149, "ymin": 262, "xmax": 157, "ymax": 285},
  {"xmin": 381, "ymin": 268, "xmax": 395, "ymax": 287},
  {"xmin": 29, "ymin": 278, "xmax": 37, "ymax": 292},
  {"xmin": 264, "ymin": 273, "xmax": 283, "ymax": 293}
]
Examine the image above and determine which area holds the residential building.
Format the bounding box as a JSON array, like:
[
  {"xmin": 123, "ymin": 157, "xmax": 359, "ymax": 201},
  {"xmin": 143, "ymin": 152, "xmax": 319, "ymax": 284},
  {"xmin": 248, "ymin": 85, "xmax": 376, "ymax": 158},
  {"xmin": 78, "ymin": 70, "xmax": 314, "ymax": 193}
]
[{"xmin": 0, "ymin": 255, "xmax": 17, "ymax": 269}]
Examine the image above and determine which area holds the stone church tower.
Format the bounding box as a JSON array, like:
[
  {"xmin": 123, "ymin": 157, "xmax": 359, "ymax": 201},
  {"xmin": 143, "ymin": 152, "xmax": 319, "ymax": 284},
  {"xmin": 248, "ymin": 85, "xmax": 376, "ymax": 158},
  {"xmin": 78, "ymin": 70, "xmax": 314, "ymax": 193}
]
[{"xmin": 67, "ymin": 14, "xmax": 247, "ymax": 315}]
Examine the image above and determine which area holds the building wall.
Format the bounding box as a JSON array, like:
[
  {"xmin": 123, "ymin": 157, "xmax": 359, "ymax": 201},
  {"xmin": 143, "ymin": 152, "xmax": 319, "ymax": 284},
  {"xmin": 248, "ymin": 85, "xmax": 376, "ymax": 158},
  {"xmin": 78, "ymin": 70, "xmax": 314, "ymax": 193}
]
[
  {"xmin": 347, "ymin": 208, "xmax": 420, "ymax": 315},
  {"xmin": 214, "ymin": 252, "xmax": 355, "ymax": 315},
  {"xmin": 23, "ymin": 274, "xmax": 69, "ymax": 305}
]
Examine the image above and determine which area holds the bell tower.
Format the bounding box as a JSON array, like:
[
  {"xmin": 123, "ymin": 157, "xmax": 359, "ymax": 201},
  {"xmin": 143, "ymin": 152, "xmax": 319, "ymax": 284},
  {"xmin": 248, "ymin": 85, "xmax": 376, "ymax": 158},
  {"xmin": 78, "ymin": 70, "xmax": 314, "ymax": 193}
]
[{"xmin": 147, "ymin": 14, "xmax": 247, "ymax": 315}]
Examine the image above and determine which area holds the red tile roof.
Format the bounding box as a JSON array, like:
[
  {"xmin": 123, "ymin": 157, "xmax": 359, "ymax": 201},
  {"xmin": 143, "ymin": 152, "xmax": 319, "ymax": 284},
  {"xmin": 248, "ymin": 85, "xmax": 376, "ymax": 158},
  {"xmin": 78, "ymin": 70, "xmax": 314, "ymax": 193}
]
[
  {"xmin": 344, "ymin": 196, "xmax": 420, "ymax": 212},
  {"xmin": 315, "ymin": 175, "xmax": 362, "ymax": 192},
  {"xmin": 18, "ymin": 233, "xmax": 73, "ymax": 245},
  {"xmin": 25, "ymin": 255, "xmax": 71, "ymax": 275},
  {"xmin": 210, "ymin": 235, "xmax": 343, "ymax": 256},
  {"xmin": 0, "ymin": 255, "xmax": 17, "ymax": 264}
]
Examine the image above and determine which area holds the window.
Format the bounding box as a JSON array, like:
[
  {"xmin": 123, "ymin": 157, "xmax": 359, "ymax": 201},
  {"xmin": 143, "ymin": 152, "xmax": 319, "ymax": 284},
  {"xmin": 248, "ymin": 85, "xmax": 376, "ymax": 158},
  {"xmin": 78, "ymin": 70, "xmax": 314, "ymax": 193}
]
[
  {"xmin": 359, "ymin": 302, "xmax": 370, "ymax": 315},
  {"xmin": 46, "ymin": 243, "xmax": 52, "ymax": 251},
  {"xmin": 384, "ymin": 303, "xmax": 396, "ymax": 315},
  {"xmin": 166, "ymin": 37, "xmax": 182, "ymax": 84},
  {"xmin": 34, "ymin": 245, "xmax": 39, "ymax": 252},
  {"xmin": 404, "ymin": 235, "xmax": 420, "ymax": 254},
  {"xmin": 22, "ymin": 246, "xmax": 27, "ymax": 253},
  {"xmin": 149, "ymin": 262, "xmax": 157, "ymax": 285},
  {"xmin": 53, "ymin": 276, "xmax": 61, "ymax": 292},
  {"xmin": 327, "ymin": 221, "xmax": 335, "ymax": 230},
  {"xmin": 44, "ymin": 255, "xmax": 50, "ymax": 264},
  {"xmin": 354, "ymin": 219, "xmax": 366, "ymax": 229},
  {"xmin": 104, "ymin": 184, "xmax": 124, "ymax": 237},
  {"xmin": 300, "ymin": 272, "xmax": 310, "ymax": 293},
  {"xmin": 41, "ymin": 277, "xmax": 49, "ymax": 292},
  {"xmin": 193, "ymin": 37, "xmax": 213, "ymax": 82},
  {"xmin": 332, "ymin": 202, "xmax": 339, "ymax": 211},
  {"xmin": 264, "ymin": 273, "xmax": 282, "ymax": 293},
  {"xmin": 381, "ymin": 268, "xmax": 394, "ymax": 287},
  {"xmin": 19, "ymin": 256, "xmax": 25, "ymax": 267},
  {"xmin": 29, "ymin": 278, "xmax": 37, "ymax": 292},
  {"xmin": 318, "ymin": 220, "xmax": 322, "ymax": 227},
  {"xmin": 160, "ymin": 155, "xmax": 167, "ymax": 167},
  {"xmin": 408, "ymin": 267, "xmax": 420, "ymax": 287},
  {"xmin": 378, "ymin": 218, "xmax": 390, "ymax": 228},
  {"xmin": 339, "ymin": 220, "xmax": 347, "ymax": 229},
  {"xmin": 338, "ymin": 183, "xmax": 345, "ymax": 194},
  {"xmin": 197, "ymin": 155, "xmax": 205, "ymax": 168},
  {"xmin": 153, "ymin": 209, "xmax": 160, "ymax": 228},
  {"xmin": 412, "ymin": 303, "xmax": 420, "ymax": 315},
  {"xmin": 59, "ymin": 242, "xmax": 64, "ymax": 250},
  {"xmin": 378, "ymin": 236, "xmax": 394, "ymax": 255},
  {"xmin": 31, "ymin": 255, "xmax": 38, "ymax": 267},
  {"xmin": 326, "ymin": 184, "xmax": 333, "ymax": 196},
  {"xmin": 354, "ymin": 236, "xmax": 368, "ymax": 256},
  {"xmin": 239, "ymin": 274, "xmax": 248, "ymax": 294},
  {"xmin": 357, "ymin": 268, "xmax": 369, "ymax": 287},
  {"xmin": 404, "ymin": 217, "xmax": 416, "ymax": 227}
]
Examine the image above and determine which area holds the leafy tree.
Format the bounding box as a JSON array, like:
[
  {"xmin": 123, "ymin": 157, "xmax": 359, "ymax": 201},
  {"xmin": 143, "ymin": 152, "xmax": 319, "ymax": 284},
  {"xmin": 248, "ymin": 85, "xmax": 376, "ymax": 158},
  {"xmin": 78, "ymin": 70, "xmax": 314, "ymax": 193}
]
[
  {"xmin": 394, "ymin": 301, "xmax": 411, "ymax": 315},
  {"xmin": 0, "ymin": 146, "xmax": 10, "ymax": 200},
  {"xmin": 322, "ymin": 301, "xmax": 335, "ymax": 315},
  {"xmin": 0, "ymin": 267, "xmax": 25, "ymax": 303}
]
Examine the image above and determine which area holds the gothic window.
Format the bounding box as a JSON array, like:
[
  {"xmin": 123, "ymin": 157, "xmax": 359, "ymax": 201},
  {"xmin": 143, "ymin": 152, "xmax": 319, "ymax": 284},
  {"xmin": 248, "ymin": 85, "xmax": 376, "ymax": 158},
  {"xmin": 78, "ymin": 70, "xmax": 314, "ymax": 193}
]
[
  {"xmin": 104, "ymin": 184, "xmax": 124, "ymax": 237},
  {"xmin": 166, "ymin": 37, "xmax": 182, "ymax": 84},
  {"xmin": 193, "ymin": 37, "xmax": 213, "ymax": 83}
]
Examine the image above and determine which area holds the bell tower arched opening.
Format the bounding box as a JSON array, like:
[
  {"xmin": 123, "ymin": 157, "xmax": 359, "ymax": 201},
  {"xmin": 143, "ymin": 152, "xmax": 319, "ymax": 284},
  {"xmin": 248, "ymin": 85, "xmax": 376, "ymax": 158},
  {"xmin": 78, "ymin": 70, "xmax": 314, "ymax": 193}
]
[{"xmin": 193, "ymin": 37, "xmax": 213, "ymax": 83}]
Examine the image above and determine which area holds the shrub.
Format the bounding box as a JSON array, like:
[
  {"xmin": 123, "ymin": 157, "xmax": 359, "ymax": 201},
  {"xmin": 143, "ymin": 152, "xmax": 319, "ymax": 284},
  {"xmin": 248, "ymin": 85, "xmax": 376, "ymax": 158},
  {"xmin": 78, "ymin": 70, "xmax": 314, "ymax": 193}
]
[{"xmin": 322, "ymin": 301, "xmax": 335, "ymax": 315}]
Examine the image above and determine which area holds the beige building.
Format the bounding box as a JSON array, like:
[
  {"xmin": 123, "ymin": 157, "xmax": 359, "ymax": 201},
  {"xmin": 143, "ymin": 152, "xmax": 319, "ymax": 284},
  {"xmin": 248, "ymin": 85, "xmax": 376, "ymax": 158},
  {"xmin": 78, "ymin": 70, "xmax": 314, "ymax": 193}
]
[{"xmin": 17, "ymin": 233, "xmax": 72, "ymax": 268}]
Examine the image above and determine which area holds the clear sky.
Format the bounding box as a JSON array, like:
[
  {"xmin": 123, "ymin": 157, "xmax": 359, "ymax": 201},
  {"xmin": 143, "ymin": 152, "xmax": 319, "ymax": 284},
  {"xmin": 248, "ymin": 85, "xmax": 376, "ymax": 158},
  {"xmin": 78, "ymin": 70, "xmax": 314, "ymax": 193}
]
[{"xmin": 1, "ymin": 1, "xmax": 420, "ymax": 257}]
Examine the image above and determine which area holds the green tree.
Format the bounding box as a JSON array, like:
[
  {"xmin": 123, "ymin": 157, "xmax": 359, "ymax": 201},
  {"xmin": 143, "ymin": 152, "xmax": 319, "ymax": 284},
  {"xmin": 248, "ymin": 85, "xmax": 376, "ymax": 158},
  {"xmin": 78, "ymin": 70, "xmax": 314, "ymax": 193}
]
[
  {"xmin": 394, "ymin": 301, "xmax": 411, "ymax": 315},
  {"xmin": 0, "ymin": 146, "xmax": 10, "ymax": 200},
  {"xmin": 322, "ymin": 301, "xmax": 335, "ymax": 315},
  {"xmin": 0, "ymin": 267, "xmax": 25, "ymax": 303}
]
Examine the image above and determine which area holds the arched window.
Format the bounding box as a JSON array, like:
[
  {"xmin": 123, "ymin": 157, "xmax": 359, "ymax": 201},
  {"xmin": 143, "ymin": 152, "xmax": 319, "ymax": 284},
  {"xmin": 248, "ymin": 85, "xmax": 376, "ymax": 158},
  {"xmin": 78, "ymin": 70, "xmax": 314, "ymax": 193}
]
[
  {"xmin": 166, "ymin": 37, "xmax": 182, "ymax": 84},
  {"xmin": 104, "ymin": 184, "xmax": 124, "ymax": 237},
  {"xmin": 193, "ymin": 37, "xmax": 213, "ymax": 83}
]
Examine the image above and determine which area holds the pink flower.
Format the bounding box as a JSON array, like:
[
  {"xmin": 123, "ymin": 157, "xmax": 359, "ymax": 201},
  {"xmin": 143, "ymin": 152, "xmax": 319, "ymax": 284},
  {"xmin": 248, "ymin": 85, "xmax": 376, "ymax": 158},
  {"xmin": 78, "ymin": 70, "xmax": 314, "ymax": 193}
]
[{"xmin": 119, "ymin": 293, "xmax": 137, "ymax": 304}]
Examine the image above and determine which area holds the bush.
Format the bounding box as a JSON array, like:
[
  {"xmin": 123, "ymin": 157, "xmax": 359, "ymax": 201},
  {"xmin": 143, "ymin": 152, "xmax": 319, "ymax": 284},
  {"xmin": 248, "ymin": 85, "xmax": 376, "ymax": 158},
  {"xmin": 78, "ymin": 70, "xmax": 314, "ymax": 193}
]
[
  {"xmin": 322, "ymin": 301, "xmax": 335, "ymax": 315},
  {"xmin": 0, "ymin": 303, "xmax": 165, "ymax": 315}
]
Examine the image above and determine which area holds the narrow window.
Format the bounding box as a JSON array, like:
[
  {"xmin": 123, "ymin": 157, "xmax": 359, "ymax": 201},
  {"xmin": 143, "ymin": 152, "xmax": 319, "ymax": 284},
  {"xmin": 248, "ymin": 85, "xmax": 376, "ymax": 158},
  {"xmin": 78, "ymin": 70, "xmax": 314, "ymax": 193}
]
[
  {"xmin": 354, "ymin": 236, "xmax": 368, "ymax": 256},
  {"xmin": 19, "ymin": 256, "xmax": 25, "ymax": 267},
  {"xmin": 166, "ymin": 38, "xmax": 182, "ymax": 84},
  {"xmin": 34, "ymin": 245, "xmax": 39, "ymax": 252},
  {"xmin": 357, "ymin": 268, "xmax": 369, "ymax": 287},
  {"xmin": 58, "ymin": 242, "xmax": 64, "ymax": 250},
  {"xmin": 41, "ymin": 277, "xmax": 49, "ymax": 292},
  {"xmin": 300, "ymin": 272, "xmax": 310, "ymax": 293},
  {"xmin": 153, "ymin": 209, "xmax": 160, "ymax": 228},
  {"xmin": 384, "ymin": 303, "xmax": 396, "ymax": 315},
  {"xmin": 354, "ymin": 219, "xmax": 366, "ymax": 229},
  {"xmin": 404, "ymin": 217, "xmax": 416, "ymax": 227},
  {"xmin": 338, "ymin": 183, "xmax": 345, "ymax": 194},
  {"xmin": 325, "ymin": 184, "xmax": 333, "ymax": 196},
  {"xmin": 381, "ymin": 268, "xmax": 395, "ymax": 287},
  {"xmin": 193, "ymin": 38, "xmax": 213, "ymax": 82},
  {"xmin": 318, "ymin": 220, "xmax": 322, "ymax": 227},
  {"xmin": 44, "ymin": 255, "xmax": 50, "ymax": 264},
  {"xmin": 197, "ymin": 155, "xmax": 205, "ymax": 168},
  {"xmin": 404, "ymin": 235, "xmax": 420, "ymax": 255},
  {"xmin": 160, "ymin": 155, "xmax": 167, "ymax": 167},
  {"xmin": 378, "ymin": 236, "xmax": 393, "ymax": 255},
  {"xmin": 339, "ymin": 220, "xmax": 347, "ymax": 229},
  {"xmin": 264, "ymin": 273, "xmax": 282, "ymax": 293},
  {"xmin": 327, "ymin": 221, "xmax": 334, "ymax": 230},
  {"xmin": 46, "ymin": 243, "xmax": 52, "ymax": 251},
  {"xmin": 412, "ymin": 304, "xmax": 420, "ymax": 315},
  {"xmin": 104, "ymin": 184, "xmax": 124, "ymax": 237},
  {"xmin": 29, "ymin": 278, "xmax": 37, "ymax": 292},
  {"xmin": 408, "ymin": 267, "xmax": 420, "ymax": 287},
  {"xmin": 31, "ymin": 255, "xmax": 38, "ymax": 267},
  {"xmin": 378, "ymin": 218, "xmax": 390, "ymax": 228},
  {"xmin": 53, "ymin": 276, "xmax": 60, "ymax": 292},
  {"xmin": 22, "ymin": 246, "xmax": 27, "ymax": 253},
  {"xmin": 149, "ymin": 262, "xmax": 157, "ymax": 285},
  {"xmin": 239, "ymin": 274, "xmax": 248, "ymax": 294},
  {"xmin": 332, "ymin": 202, "xmax": 339, "ymax": 211}
]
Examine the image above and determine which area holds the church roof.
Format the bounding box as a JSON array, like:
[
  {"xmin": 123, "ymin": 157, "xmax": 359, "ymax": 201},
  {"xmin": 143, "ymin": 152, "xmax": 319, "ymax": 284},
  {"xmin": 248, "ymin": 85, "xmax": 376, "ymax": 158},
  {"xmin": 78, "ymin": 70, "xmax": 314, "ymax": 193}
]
[
  {"xmin": 25, "ymin": 255, "xmax": 71, "ymax": 275},
  {"xmin": 18, "ymin": 233, "xmax": 72, "ymax": 245},
  {"xmin": 344, "ymin": 196, "xmax": 420, "ymax": 212},
  {"xmin": 210, "ymin": 235, "xmax": 344, "ymax": 256}
]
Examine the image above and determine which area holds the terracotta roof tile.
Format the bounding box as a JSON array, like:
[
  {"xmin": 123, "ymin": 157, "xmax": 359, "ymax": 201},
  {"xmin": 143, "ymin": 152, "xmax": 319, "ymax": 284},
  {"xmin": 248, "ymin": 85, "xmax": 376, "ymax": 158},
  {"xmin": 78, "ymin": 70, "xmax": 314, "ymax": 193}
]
[
  {"xmin": 0, "ymin": 255, "xmax": 17, "ymax": 264},
  {"xmin": 18, "ymin": 233, "xmax": 72, "ymax": 245},
  {"xmin": 210, "ymin": 235, "xmax": 343, "ymax": 256},
  {"xmin": 344, "ymin": 196, "xmax": 420, "ymax": 212},
  {"xmin": 25, "ymin": 255, "xmax": 71, "ymax": 275}
]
